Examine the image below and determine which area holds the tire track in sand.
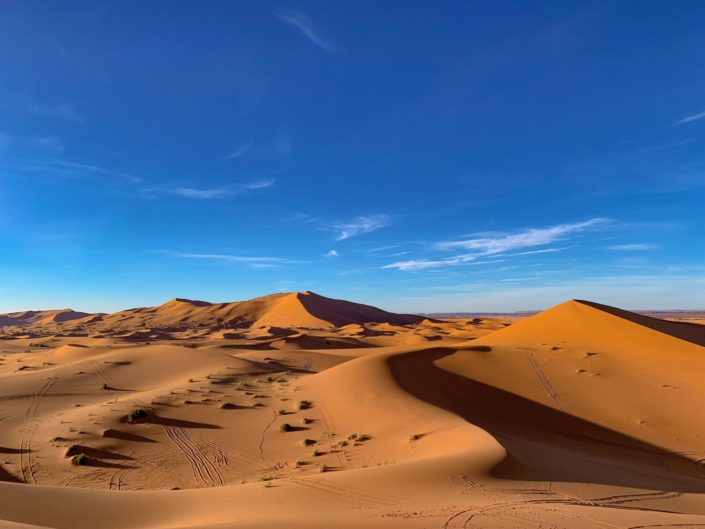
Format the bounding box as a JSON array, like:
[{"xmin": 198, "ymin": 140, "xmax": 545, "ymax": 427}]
[
  {"xmin": 525, "ymin": 350, "xmax": 568, "ymax": 413},
  {"xmin": 21, "ymin": 372, "xmax": 62, "ymax": 484},
  {"xmin": 163, "ymin": 426, "xmax": 223, "ymax": 487}
]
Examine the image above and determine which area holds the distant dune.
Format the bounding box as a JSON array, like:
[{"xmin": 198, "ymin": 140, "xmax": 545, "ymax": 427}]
[{"xmin": 1, "ymin": 294, "xmax": 704, "ymax": 529}]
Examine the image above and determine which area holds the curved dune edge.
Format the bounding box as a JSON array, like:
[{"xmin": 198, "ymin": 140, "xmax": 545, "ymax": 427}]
[{"xmin": 1, "ymin": 298, "xmax": 705, "ymax": 528}]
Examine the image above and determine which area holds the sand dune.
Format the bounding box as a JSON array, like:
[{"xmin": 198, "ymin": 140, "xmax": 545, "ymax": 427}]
[{"xmin": 1, "ymin": 294, "xmax": 704, "ymax": 528}]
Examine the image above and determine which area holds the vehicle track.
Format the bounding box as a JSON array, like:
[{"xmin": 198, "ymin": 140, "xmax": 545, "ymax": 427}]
[
  {"xmin": 20, "ymin": 371, "xmax": 63, "ymax": 484},
  {"xmin": 525, "ymin": 350, "xmax": 568, "ymax": 413},
  {"xmin": 288, "ymin": 476, "xmax": 405, "ymax": 507},
  {"xmin": 317, "ymin": 404, "xmax": 345, "ymax": 467},
  {"xmin": 108, "ymin": 469, "xmax": 125, "ymax": 490},
  {"xmin": 163, "ymin": 426, "xmax": 223, "ymax": 487}
]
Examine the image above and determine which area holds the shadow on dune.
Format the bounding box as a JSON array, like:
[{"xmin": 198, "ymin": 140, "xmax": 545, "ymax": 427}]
[
  {"xmin": 388, "ymin": 348, "xmax": 705, "ymax": 492},
  {"xmin": 0, "ymin": 466, "xmax": 22, "ymax": 483},
  {"xmin": 139, "ymin": 415, "xmax": 222, "ymax": 429},
  {"xmin": 577, "ymin": 300, "xmax": 705, "ymax": 348}
]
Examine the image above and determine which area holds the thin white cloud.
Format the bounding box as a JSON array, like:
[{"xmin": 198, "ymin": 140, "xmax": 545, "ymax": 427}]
[
  {"xmin": 170, "ymin": 252, "xmax": 304, "ymax": 267},
  {"xmin": 145, "ymin": 179, "xmax": 274, "ymax": 199},
  {"xmin": 384, "ymin": 218, "xmax": 609, "ymax": 272},
  {"xmin": 224, "ymin": 141, "xmax": 253, "ymax": 159},
  {"xmin": 383, "ymin": 257, "xmax": 504, "ymax": 272},
  {"xmin": 333, "ymin": 215, "xmax": 391, "ymax": 240},
  {"xmin": 674, "ymin": 110, "xmax": 705, "ymax": 125},
  {"xmin": 275, "ymin": 9, "xmax": 334, "ymax": 51},
  {"xmin": 324, "ymin": 250, "xmax": 339, "ymax": 258},
  {"xmin": 606, "ymin": 243, "xmax": 659, "ymax": 251},
  {"xmin": 27, "ymin": 102, "xmax": 84, "ymax": 123},
  {"xmin": 170, "ymin": 187, "xmax": 233, "ymax": 199},
  {"xmin": 438, "ymin": 218, "xmax": 609, "ymax": 254}
]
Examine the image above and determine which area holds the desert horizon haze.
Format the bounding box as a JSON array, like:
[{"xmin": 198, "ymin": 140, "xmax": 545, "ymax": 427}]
[{"xmin": 2, "ymin": 1, "xmax": 705, "ymax": 528}]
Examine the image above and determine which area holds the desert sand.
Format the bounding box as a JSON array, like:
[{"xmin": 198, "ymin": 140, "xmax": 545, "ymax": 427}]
[{"xmin": 0, "ymin": 291, "xmax": 704, "ymax": 528}]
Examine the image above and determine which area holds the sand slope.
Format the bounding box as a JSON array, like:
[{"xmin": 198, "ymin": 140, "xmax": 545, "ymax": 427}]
[{"xmin": 1, "ymin": 296, "xmax": 704, "ymax": 528}]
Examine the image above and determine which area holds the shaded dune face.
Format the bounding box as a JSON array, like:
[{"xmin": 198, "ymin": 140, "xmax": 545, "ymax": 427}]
[
  {"xmin": 389, "ymin": 348, "xmax": 705, "ymax": 492},
  {"xmin": 1, "ymin": 295, "xmax": 704, "ymax": 529}
]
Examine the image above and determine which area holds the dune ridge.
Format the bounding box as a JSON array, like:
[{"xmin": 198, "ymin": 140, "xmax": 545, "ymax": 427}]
[{"xmin": 1, "ymin": 294, "xmax": 704, "ymax": 529}]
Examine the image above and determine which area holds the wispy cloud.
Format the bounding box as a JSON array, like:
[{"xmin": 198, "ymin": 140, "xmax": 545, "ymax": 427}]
[
  {"xmin": 15, "ymin": 157, "xmax": 140, "ymax": 183},
  {"xmin": 333, "ymin": 215, "xmax": 391, "ymax": 241},
  {"xmin": 275, "ymin": 9, "xmax": 334, "ymax": 51},
  {"xmin": 224, "ymin": 141, "xmax": 253, "ymax": 159},
  {"xmin": 169, "ymin": 252, "xmax": 305, "ymax": 268},
  {"xmin": 382, "ymin": 257, "xmax": 503, "ymax": 272},
  {"xmin": 674, "ymin": 110, "xmax": 705, "ymax": 125},
  {"xmin": 324, "ymin": 249, "xmax": 339, "ymax": 258},
  {"xmin": 145, "ymin": 179, "xmax": 275, "ymax": 199},
  {"xmin": 27, "ymin": 102, "xmax": 84, "ymax": 123},
  {"xmin": 437, "ymin": 218, "xmax": 609, "ymax": 254},
  {"xmin": 606, "ymin": 243, "xmax": 659, "ymax": 251},
  {"xmin": 384, "ymin": 218, "xmax": 609, "ymax": 272}
]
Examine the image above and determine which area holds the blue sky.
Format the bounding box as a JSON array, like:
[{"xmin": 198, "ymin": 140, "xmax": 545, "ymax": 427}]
[{"xmin": 1, "ymin": 1, "xmax": 704, "ymax": 313}]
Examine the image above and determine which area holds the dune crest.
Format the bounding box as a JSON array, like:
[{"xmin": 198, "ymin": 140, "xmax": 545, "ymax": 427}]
[{"xmin": 1, "ymin": 295, "xmax": 704, "ymax": 529}]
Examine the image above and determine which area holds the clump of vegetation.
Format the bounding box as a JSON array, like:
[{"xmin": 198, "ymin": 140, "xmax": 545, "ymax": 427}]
[
  {"xmin": 302, "ymin": 438, "xmax": 316, "ymax": 446},
  {"xmin": 311, "ymin": 449, "xmax": 323, "ymax": 457},
  {"xmin": 126, "ymin": 408, "xmax": 147, "ymax": 423},
  {"xmin": 348, "ymin": 433, "xmax": 369, "ymax": 442},
  {"xmin": 101, "ymin": 383, "xmax": 109, "ymax": 390},
  {"xmin": 220, "ymin": 402, "xmax": 237, "ymax": 409},
  {"xmin": 71, "ymin": 453, "xmax": 88, "ymax": 466},
  {"xmin": 297, "ymin": 400, "xmax": 312, "ymax": 410},
  {"xmin": 278, "ymin": 409, "xmax": 287, "ymax": 415},
  {"xmin": 408, "ymin": 433, "xmax": 421, "ymax": 442},
  {"xmin": 266, "ymin": 376, "xmax": 275, "ymax": 382},
  {"xmin": 280, "ymin": 423, "xmax": 293, "ymax": 432},
  {"xmin": 294, "ymin": 459, "xmax": 305, "ymax": 468},
  {"xmin": 301, "ymin": 417, "xmax": 313, "ymax": 425},
  {"xmin": 318, "ymin": 464, "xmax": 328, "ymax": 473},
  {"xmin": 258, "ymin": 475, "xmax": 274, "ymax": 482}
]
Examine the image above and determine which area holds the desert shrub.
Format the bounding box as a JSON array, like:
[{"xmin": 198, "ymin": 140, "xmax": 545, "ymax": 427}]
[
  {"xmin": 297, "ymin": 400, "xmax": 312, "ymax": 410},
  {"xmin": 311, "ymin": 449, "xmax": 322, "ymax": 457},
  {"xmin": 278, "ymin": 409, "xmax": 287, "ymax": 415},
  {"xmin": 318, "ymin": 464, "xmax": 328, "ymax": 473},
  {"xmin": 301, "ymin": 417, "xmax": 313, "ymax": 425},
  {"xmin": 71, "ymin": 453, "xmax": 88, "ymax": 466},
  {"xmin": 101, "ymin": 383, "xmax": 109, "ymax": 390},
  {"xmin": 127, "ymin": 408, "xmax": 147, "ymax": 423},
  {"xmin": 280, "ymin": 423, "xmax": 293, "ymax": 432},
  {"xmin": 408, "ymin": 434, "xmax": 420, "ymax": 442},
  {"xmin": 302, "ymin": 438, "xmax": 316, "ymax": 446}
]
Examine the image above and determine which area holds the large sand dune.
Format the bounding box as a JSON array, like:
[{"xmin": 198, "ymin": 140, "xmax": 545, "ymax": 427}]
[{"xmin": 1, "ymin": 294, "xmax": 704, "ymax": 528}]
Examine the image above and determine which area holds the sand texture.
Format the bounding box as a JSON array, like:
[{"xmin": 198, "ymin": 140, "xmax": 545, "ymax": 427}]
[{"xmin": 1, "ymin": 293, "xmax": 704, "ymax": 528}]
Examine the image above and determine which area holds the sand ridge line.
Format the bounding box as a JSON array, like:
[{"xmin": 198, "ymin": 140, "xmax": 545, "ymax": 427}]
[{"xmin": 163, "ymin": 426, "xmax": 223, "ymax": 487}]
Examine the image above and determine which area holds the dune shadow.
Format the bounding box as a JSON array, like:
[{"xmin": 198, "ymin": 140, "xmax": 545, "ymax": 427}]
[
  {"xmin": 66, "ymin": 445, "xmax": 132, "ymax": 461},
  {"xmin": 101, "ymin": 429, "xmax": 157, "ymax": 443},
  {"xmin": 388, "ymin": 348, "xmax": 705, "ymax": 492},
  {"xmin": 140, "ymin": 415, "xmax": 221, "ymax": 429},
  {"xmin": 0, "ymin": 447, "xmax": 29, "ymax": 454},
  {"xmin": 577, "ymin": 300, "xmax": 705, "ymax": 348}
]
